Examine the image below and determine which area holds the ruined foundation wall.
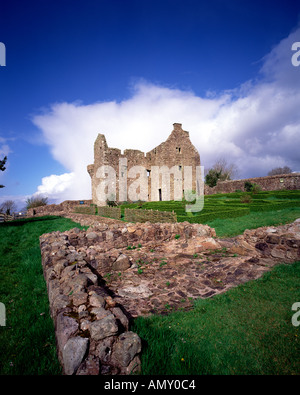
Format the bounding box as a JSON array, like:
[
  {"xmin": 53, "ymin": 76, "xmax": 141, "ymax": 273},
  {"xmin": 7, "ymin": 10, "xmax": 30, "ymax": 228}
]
[{"xmin": 27, "ymin": 200, "xmax": 93, "ymax": 216}]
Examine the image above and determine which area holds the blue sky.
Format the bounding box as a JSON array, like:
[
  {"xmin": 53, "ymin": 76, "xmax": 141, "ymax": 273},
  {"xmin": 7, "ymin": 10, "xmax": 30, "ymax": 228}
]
[{"xmin": 0, "ymin": 0, "xmax": 300, "ymax": 210}]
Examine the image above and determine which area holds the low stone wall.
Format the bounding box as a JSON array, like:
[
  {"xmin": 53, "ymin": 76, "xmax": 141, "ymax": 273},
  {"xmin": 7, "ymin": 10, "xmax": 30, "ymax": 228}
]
[
  {"xmin": 205, "ymin": 173, "xmax": 300, "ymax": 195},
  {"xmin": 40, "ymin": 229, "xmax": 143, "ymax": 375},
  {"xmin": 27, "ymin": 200, "xmax": 93, "ymax": 216}
]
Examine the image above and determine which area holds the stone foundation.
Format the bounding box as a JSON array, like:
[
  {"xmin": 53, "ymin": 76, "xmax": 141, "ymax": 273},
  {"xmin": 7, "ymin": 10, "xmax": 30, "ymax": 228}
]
[{"xmin": 40, "ymin": 218, "xmax": 300, "ymax": 375}]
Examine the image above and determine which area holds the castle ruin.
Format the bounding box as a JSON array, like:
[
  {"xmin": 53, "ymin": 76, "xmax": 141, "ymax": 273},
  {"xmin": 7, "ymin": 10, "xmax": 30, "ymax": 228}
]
[{"xmin": 87, "ymin": 123, "xmax": 201, "ymax": 206}]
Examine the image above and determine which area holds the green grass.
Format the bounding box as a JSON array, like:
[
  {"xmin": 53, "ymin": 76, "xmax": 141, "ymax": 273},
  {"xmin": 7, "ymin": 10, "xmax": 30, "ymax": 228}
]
[
  {"xmin": 132, "ymin": 261, "xmax": 300, "ymax": 375},
  {"xmin": 0, "ymin": 216, "xmax": 87, "ymax": 375},
  {"xmin": 207, "ymin": 207, "xmax": 300, "ymax": 237}
]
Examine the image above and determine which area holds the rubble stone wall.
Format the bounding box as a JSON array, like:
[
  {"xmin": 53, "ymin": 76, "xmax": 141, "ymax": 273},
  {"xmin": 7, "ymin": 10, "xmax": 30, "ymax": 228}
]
[
  {"xmin": 27, "ymin": 200, "xmax": 92, "ymax": 216},
  {"xmin": 205, "ymin": 173, "xmax": 300, "ymax": 195}
]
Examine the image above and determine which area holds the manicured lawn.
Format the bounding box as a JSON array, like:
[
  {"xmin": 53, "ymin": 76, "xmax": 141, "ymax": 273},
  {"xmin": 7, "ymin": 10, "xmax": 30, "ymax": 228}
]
[{"xmin": 206, "ymin": 207, "xmax": 300, "ymax": 237}]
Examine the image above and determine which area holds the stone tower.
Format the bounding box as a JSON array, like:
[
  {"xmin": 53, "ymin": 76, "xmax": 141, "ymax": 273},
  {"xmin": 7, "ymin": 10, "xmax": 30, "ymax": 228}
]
[{"xmin": 87, "ymin": 123, "xmax": 200, "ymax": 205}]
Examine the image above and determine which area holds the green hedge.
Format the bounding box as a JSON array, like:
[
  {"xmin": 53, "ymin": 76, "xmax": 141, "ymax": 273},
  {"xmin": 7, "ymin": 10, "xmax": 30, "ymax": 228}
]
[
  {"xmin": 249, "ymin": 201, "xmax": 300, "ymax": 212},
  {"xmin": 74, "ymin": 205, "xmax": 96, "ymax": 215},
  {"xmin": 97, "ymin": 206, "xmax": 121, "ymax": 219},
  {"xmin": 177, "ymin": 207, "xmax": 250, "ymax": 223},
  {"xmin": 124, "ymin": 208, "xmax": 177, "ymax": 223}
]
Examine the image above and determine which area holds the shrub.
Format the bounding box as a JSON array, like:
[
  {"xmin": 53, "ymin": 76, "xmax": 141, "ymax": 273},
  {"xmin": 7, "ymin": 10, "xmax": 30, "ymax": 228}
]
[
  {"xmin": 251, "ymin": 183, "xmax": 262, "ymax": 194},
  {"xmin": 205, "ymin": 169, "xmax": 221, "ymax": 187},
  {"xmin": 106, "ymin": 199, "xmax": 118, "ymax": 207},
  {"xmin": 240, "ymin": 193, "xmax": 252, "ymax": 204},
  {"xmin": 26, "ymin": 195, "xmax": 48, "ymax": 209},
  {"xmin": 244, "ymin": 181, "xmax": 254, "ymax": 192}
]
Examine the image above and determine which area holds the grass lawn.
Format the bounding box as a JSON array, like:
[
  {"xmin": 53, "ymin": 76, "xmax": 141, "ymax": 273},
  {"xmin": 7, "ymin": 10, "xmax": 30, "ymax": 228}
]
[
  {"xmin": 0, "ymin": 216, "xmax": 87, "ymax": 375},
  {"xmin": 0, "ymin": 191, "xmax": 300, "ymax": 375},
  {"xmin": 132, "ymin": 261, "xmax": 300, "ymax": 375},
  {"xmin": 207, "ymin": 207, "xmax": 300, "ymax": 237}
]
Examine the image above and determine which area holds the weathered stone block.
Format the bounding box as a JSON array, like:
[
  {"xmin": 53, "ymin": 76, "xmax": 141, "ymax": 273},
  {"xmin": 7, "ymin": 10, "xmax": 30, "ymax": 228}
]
[
  {"xmin": 111, "ymin": 331, "xmax": 142, "ymax": 368},
  {"xmin": 63, "ymin": 336, "xmax": 89, "ymax": 375},
  {"xmin": 90, "ymin": 315, "xmax": 119, "ymax": 341}
]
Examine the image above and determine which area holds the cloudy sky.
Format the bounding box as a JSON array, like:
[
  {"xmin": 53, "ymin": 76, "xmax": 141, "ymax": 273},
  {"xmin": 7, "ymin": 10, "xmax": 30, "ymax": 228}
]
[{"xmin": 0, "ymin": 0, "xmax": 300, "ymax": 210}]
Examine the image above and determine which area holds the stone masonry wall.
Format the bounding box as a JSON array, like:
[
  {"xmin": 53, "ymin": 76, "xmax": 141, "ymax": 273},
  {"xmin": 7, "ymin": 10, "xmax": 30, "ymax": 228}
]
[
  {"xmin": 205, "ymin": 173, "xmax": 300, "ymax": 195},
  {"xmin": 87, "ymin": 123, "xmax": 200, "ymax": 205},
  {"xmin": 27, "ymin": 200, "xmax": 92, "ymax": 216},
  {"xmin": 40, "ymin": 228, "xmax": 143, "ymax": 375}
]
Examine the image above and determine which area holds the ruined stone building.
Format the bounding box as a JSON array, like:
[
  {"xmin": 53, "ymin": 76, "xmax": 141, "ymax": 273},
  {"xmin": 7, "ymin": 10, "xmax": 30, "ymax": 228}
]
[{"xmin": 87, "ymin": 123, "xmax": 201, "ymax": 206}]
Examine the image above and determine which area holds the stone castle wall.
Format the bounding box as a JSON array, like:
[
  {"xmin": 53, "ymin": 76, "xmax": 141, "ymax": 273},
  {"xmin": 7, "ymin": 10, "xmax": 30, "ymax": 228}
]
[
  {"xmin": 205, "ymin": 173, "xmax": 300, "ymax": 195},
  {"xmin": 87, "ymin": 123, "xmax": 201, "ymax": 206}
]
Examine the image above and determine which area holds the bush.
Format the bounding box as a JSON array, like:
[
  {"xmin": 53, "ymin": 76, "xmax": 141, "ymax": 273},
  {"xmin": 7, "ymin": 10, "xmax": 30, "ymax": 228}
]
[
  {"xmin": 26, "ymin": 195, "xmax": 48, "ymax": 209},
  {"xmin": 205, "ymin": 169, "xmax": 221, "ymax": 187},
  {"xmin": 244, "ymin": 181, "xmax": 254, "ymax": 192},
  {"xmin": 74, "ymin": 205, "xmax": 96, "ymax": 215},
  {"xmin": 106, "ymin": 199, "xmax": 118, "ymax": 207},
  {"xmin": 251, "ymin": 183, "xmax": 262, "ymax": 194},
  {"xmin": 240, "ymin": 193, "xmax": 252, "ymax": 203}
]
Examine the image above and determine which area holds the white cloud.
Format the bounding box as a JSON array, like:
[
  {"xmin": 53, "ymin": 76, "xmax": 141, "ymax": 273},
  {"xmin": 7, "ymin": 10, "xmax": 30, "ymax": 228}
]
[
  {"xmin": 32, "ymin": 26, "xmax": 300, "ymax": 203},
  {"xmin": 34, "ymin": 173, "xmax": 77, "ymax": 199}
]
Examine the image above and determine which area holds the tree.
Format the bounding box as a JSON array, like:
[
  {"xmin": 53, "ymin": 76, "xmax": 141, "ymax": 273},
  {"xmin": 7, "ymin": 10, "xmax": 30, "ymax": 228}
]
[
  {"xmin": 0, "ymin": 200, "xmax": 17, "ymax": 215},
  {"xmin": 268, "ymin": 166, "xmax": 292, "ymax": 176},
  {"xmin": 212, "ymin": 158, "xmax": 239, "ymax": 181},
  {"xmin": 0, "ymin": 156, "xmax": 7, "ymax": 188},
  {"xmin": 205, "ymin": 169, "xmax": 222, "ymax": 187},
  {"xmin": 205, "ymin": 158, "xmax": 239, "ymax": 187}
]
